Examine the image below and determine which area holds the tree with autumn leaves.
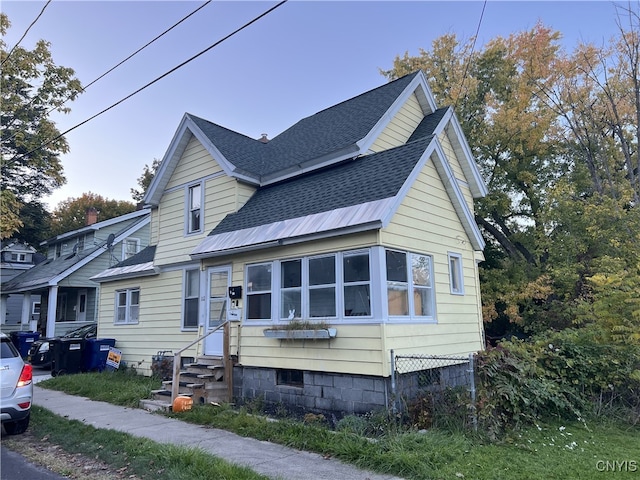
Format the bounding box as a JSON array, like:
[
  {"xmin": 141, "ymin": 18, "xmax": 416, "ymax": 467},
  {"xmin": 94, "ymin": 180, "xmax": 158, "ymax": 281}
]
[{"xmin": 383, "ymin": 7, "xmax": 640, "ymax": 345}]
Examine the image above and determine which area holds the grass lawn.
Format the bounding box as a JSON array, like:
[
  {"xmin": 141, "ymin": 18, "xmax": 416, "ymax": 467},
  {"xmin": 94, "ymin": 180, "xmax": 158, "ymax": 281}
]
[{"xmin": 35, "ymin": 371, "xmax": 639, "ymax": 480}]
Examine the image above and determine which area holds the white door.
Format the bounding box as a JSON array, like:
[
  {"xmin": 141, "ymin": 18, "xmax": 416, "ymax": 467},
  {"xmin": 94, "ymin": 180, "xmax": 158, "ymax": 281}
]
[
  {"xmin": 203, "ymin": 267, "xmax": 230, "ymax": 356},
  {"xmin": 76, "ymin": 290, "xmax": 87, "ymax": 322}
]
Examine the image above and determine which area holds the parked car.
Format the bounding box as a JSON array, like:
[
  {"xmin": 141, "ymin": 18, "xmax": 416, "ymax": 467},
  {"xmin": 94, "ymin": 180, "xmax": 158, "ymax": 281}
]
[
  {"xmin": 27, "ymin": 323, "xmax": 97, "ymax": 368},
  {"xmin": 1, "ymin": 333, "xmax": 33, "ymax": 435}
]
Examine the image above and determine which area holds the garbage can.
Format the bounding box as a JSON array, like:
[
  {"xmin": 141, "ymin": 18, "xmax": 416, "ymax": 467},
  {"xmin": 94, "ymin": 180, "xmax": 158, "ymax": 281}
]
[
  {"xmin": 50, "ymin": 338, "xmax": 85, "ymax": 376},
  {"xmin": 83, "ymin": 338, "xmax": 116, "ymax": 372},
  {"xmin": 10, "ymin": 331, "xmax": 40, "ymax": 359}
]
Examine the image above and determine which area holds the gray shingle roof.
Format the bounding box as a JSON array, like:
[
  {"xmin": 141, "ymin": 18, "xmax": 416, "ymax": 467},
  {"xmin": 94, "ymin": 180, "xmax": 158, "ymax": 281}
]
[
  {"xmin": 188, "ymin": 72, "xmax": 421, "ymax": 179},
  {"xmin": 112, "ymin": 245, "xmax": 156, "ymax": 267},
  {"xmin": 210, "ymin": 135, "xmax": 433, "ymax": 235}
]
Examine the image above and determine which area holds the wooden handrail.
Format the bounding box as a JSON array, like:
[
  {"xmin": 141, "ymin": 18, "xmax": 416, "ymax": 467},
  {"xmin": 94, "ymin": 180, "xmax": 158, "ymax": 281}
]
[{"xmin": 171, "ymin": 320, "xmax": 229, "ymax": 405}]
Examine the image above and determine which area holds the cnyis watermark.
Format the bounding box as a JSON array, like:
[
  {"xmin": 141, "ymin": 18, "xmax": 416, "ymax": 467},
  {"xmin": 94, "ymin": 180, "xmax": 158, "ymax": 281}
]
[{"xmin": 595, "ymin": 460, "xmax": 638, "ymax": 472}]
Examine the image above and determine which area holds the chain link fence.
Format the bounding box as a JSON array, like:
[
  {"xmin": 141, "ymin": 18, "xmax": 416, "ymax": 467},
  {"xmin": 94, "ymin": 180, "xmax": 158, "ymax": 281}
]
[{"xmin": 390, "ymin": 350, "xmax": 477, "ymax": 430}]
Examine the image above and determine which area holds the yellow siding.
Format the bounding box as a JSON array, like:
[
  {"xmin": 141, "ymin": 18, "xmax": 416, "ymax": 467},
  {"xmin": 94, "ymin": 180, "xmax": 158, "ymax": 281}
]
[
  {"xmin": 369, "ymin": 93, "xmax": 424, "ymax": 152},
  {"xmin": 166, "ymin": 136, "xmax": 222, "ymax": 190},
  {"xmin": 381, "ymin": 157, "xmax": 484, "ymax": 359},
  {"xmin": 154, "ymin": 139, "xmax": 256, "ymax": 266},
  {"xmin": 238, "ymin": 324, "xmax": 388, "ymax": 377},
  {"xmin": 97, "ymin": 272, "xmax": 201, "ymax": 376}
]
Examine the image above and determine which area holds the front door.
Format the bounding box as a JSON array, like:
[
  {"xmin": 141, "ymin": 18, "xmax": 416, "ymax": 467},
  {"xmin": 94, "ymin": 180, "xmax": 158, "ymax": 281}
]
[
  {"xmin": 203, "ymin": 267, "xmax": 230, "ymax": 356},
  {"xmin": 76, "ymin": 290, "xmax": 87, "ymax": 322}
]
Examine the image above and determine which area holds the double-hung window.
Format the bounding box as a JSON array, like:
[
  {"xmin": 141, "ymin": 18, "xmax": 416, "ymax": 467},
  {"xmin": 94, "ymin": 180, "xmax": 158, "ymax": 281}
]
[
  {"xmin": 246, "ymin": 263, "xmax": 272, "ymax": 320},
  {"xmin": 309, "ymin": 255, "xmax": 337, "ymax": 317},
  {"xmin": 183, "ymin": 269, "xmax": 199, "ymax": 329},
  {"xmin": 386, "ymin": 249, "xmax": 435, "ymax": 319},
  {"xmin": 187, "ymin": 184, "xmax": 202, "ymax": 234},
  {"xmin": 115, "ymin": 288, "xmax": 140, "ymax": 324},
  {"xmin": 280, "ymin": 259, "xmax": 302, "ymax": 319},
  {"xmin": 343, "ymin": 252, "xmax": 370, "ymax": 316}
]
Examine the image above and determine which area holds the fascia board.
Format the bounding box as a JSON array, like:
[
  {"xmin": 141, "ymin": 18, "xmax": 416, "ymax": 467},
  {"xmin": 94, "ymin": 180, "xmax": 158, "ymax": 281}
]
[
  {"xmin": 431, "ymin": 140, "xmax": 486, "ymax": 251},
  {"xmin": 259, "ymin": 146, "xmax": 360, "ymax": 186},
  {"xmin": 47, "ymin": 216, "xmax": 151, "ymax": 286}
]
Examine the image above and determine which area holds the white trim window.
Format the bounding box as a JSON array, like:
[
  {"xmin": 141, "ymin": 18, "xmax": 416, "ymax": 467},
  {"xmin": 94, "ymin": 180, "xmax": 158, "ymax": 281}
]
[
  {"xmin": 246, "ymin": 263, "xmax": 272, "ymax": 320},
  {"xmin": 122, "ymin": 237, "xmax": 140, "ymax": 260},
  {"xmin": 343, "ymin": 252, "xmax": 370, "ymax": 317},
  {"xmin": 115, "ymin": 288, "xmax": 140, "ymax": 324},
  {"xmin": 186, "ymin": 183, "xmax": 202, "ymax": 234},
  {"xmin": 183, "ymin": 269, "xmax": 200, "ymax": 329},
  {"xmin": 386, "ymin": 249, "xmax": 435, "ymax": 320},
  {"xmin": 448, "ymin": 252, "xmax": 465, "ymax": 295},
  {"xmin": 245, "ymin": 250, "xmax": 371, "ymax": 323}
]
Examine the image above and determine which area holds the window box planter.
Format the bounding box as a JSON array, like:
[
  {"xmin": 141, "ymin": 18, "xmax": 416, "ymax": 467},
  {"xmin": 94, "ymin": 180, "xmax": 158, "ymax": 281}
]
[{"xmin": 263, "ymin": 328, "xmax": 337, "ymax": 340}]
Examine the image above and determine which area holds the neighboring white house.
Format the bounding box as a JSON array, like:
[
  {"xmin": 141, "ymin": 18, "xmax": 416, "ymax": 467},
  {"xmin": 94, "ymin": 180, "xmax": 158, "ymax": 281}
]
[{"xmin": 93, "ymin": 71, "xmax": 488, "ymax": 415}]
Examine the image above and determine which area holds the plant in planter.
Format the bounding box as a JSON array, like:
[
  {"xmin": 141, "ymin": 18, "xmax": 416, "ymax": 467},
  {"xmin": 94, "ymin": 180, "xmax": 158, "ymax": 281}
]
[{"xmin": 263, "ymin": 319, "xmax": 337, "ymax": 340}]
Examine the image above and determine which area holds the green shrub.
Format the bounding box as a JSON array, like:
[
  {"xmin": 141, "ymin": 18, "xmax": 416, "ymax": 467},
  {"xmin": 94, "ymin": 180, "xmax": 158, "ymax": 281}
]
[{"xmin": 475, "ymin": 327, "xmax": 640, "ymax": 437}]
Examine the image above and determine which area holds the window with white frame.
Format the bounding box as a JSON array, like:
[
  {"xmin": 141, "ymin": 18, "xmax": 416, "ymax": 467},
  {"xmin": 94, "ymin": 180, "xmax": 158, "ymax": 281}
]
[
  {"xmin": 122, "ymin": 238, "xmax": 140, "ymax": 259},
  {"xmin": 115, "ymin": 288, "xmax": 140, "ymax": 324},
  {"xmin": 343, "ymin": 252, "xmax": 370, "ymax": 316},
  {"xmin": 187, "ymin": 183, "xmax": 202, "ymax": 234},
  {"xmin": 245, "ymin": 251, "xmax": 371, "ymax": 322},
  {"xmin": 448, "ymin": 252, "xmax": 464, "ymax": 295},
  {"xmin": 386, "ymin": 249, "xmax": 435, "ymax": 319},
  {"xmin": 183, "ymin": 269, "xmax": 199, "ymax": 329},
  {"xmin": 246, "ymin": 263, "xmax": 272, "ymax": 320},
  {"xmin": 309, "ymin": 255, "xmax": 337, "ymax": 317}
]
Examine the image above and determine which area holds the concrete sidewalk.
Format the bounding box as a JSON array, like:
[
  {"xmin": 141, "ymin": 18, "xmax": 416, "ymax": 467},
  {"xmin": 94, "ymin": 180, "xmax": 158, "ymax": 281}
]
[{"xmin": 33, "ymin": 386, "xmax": 404, "ymax": 480}]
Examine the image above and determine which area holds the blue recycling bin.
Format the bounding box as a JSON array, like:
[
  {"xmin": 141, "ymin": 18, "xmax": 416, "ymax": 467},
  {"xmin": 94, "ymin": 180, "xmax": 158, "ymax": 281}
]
[
  {"xmin": 10, "ymin": 331, "xmax": 40, "ymax": 359},
  {"xmin": 83, "ymin": 338, "xmax": 116, "ymax": 372}
]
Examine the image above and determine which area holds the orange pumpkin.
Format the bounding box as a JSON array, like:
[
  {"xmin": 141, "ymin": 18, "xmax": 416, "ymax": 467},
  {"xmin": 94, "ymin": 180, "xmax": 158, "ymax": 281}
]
[{"xmin": 172, "ymin": 395, "xmax": 193, "ymax": 412}]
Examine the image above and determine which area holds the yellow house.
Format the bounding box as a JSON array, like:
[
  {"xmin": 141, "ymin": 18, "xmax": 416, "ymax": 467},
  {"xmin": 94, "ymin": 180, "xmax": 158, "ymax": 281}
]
[{"xmin": 93, "ymin": 71, "xmax": 487, "ymax": 414}]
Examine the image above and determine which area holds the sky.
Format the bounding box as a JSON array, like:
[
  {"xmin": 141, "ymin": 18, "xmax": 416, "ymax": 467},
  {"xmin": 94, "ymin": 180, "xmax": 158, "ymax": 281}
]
[{"xmin": 1, "ymin": 0, "xmax": 630, "ymax": 211}]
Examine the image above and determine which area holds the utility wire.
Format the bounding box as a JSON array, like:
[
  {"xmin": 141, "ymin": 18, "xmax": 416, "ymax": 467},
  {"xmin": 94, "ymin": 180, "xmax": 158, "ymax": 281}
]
[
  {"xmin": 454, "ymin": 0, "xmax": 487, "ymax": 111},
  {"xmin": 10, "ymin": 0, "xmax": 288, "ymax": 163},
  {"xmin": 3, "ymin": 1, "xmax": 213, "ymax": 141},
  {"xmin": 1, "ymin": 0, "xmax": 53, "ymax": 66}
]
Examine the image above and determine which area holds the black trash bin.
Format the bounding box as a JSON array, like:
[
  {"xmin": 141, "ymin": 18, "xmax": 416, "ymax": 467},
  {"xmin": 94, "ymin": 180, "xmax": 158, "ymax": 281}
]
[
  {"xmin": 50, "ymin": 338, "xmax": 85, "ymax": 376},
  {"xmin": 83, "ymin": 338, "xmax": 116, "ymax": 372},
  {"xmin": 10, "ymin": 331, "xmax": 40, "ymax": 359}
]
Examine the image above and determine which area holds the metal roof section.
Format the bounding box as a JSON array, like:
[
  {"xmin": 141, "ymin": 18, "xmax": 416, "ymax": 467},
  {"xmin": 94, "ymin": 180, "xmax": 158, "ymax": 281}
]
[
  {"xmin": 191, "ymin": 199, "xmax": 392, "ymax": 259},
  {"xmin": 91, "ymin": 261, "xmax": 158, "ymax": 283}
]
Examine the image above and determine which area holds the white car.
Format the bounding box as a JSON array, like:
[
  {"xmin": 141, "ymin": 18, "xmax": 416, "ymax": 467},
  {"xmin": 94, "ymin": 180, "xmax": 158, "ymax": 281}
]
[{"xmin": 1, "ymin": 332, "xmax": 33, "ymax": 435}]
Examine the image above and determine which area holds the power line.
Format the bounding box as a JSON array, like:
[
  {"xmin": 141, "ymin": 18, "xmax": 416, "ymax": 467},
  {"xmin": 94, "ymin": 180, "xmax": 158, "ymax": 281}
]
[
  {"xmin": 1, "ymin": 0, "xmax": 53, "ymax": 67},
  {"xmin": 3, "ymin": 1, "xmax": 213, "ymax": 141},
  {"xmin": 454, "ymin": 0, "xmax": 487, "ymax": 112},
  {"xmin": 9, "ymin": 0, "xmax": 288, "ymax": 164}
]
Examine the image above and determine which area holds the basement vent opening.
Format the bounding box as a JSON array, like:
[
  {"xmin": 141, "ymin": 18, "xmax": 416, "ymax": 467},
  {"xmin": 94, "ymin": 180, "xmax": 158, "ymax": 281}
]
[{"xmin": 277, "ymin": 369, "xmax": 303, "ymax": 387}]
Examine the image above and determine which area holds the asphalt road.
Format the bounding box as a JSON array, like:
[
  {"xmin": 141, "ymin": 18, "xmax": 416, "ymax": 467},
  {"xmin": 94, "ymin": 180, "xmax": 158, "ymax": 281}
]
[{"xmin": 0, "ymin": 445, "xmax": 66, "ymax": 480}]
